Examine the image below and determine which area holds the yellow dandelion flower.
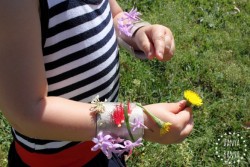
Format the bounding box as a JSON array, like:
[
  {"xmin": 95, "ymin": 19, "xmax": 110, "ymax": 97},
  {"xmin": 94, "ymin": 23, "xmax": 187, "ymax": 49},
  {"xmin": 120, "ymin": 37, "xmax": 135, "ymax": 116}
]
[
  {"xmin": 160, "ymin": 122, "xmax": 172, "ymax": 136},
  {"xmin": 184, "ymin": 90, "xmax": 203, "ymax": 107},
  {"xmin": 136, "ymin": 103, "xmax": 172, "ymax": 136}
]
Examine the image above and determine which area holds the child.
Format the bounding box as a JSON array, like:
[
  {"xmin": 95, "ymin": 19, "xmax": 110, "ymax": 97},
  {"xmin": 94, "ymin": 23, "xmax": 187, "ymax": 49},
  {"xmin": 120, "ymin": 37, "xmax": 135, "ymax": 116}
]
[{"xmin": 0, "ymin": 0, "xmax": 193, "ymax": 166}]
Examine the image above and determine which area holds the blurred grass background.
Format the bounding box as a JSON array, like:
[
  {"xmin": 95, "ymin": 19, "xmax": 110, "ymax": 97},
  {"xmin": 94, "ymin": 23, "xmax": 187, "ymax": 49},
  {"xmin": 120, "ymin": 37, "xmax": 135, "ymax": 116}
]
[{"xmin": 1, "ymin": 0, "xmax": 249, "ymax": 166}]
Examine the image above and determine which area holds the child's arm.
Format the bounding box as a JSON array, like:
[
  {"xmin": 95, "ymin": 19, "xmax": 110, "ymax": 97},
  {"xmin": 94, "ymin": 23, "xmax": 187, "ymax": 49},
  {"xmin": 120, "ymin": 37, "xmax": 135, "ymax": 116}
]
[
  {"xmin": 0, "ymin": 0, "xmax": 96, "ymax": 142},
  {"xmin": 110, "ymin": 0, "xmax": 175, "ymax": 62},
  {"xmin": 0, "ymin": 0, "xmax": 192, "ymax": 145}
]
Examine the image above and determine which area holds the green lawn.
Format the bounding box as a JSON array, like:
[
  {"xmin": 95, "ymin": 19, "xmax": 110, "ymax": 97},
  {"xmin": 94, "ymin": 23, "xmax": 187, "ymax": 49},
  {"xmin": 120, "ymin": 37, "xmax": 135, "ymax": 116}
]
[{"xmin": 1, "ymin": 0, "xmax": 249, "ymax": 166}]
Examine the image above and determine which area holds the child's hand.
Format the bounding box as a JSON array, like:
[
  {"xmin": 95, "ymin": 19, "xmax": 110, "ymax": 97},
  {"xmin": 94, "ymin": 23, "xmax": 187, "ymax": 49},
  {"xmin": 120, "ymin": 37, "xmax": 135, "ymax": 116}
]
[
  {"xmin": 143, "ymin": 100, "xmax": 193, "ymax": 144},
  {"xmin": 134, "ymin": 24, "xmax": 175, "ymax": 62}
]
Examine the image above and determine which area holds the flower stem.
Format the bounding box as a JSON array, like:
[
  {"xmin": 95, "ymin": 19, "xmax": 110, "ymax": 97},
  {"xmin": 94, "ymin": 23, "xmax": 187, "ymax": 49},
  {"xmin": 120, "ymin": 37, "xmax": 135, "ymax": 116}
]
[
  {"xmin": 124, "ymin": 104, "xmax": 135, "ymax": 142},
  {"xmin": 136, "ymin": 103, "xmax": 162, "ymax": 128},
  {"xmin": 186, "ymin": 101, "xmax": 192, "ymax": 107}
]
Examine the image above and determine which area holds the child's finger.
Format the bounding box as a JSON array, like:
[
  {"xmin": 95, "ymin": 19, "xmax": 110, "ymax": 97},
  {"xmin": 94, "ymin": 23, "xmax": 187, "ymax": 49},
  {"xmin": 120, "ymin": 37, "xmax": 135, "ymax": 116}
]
[
  {"xmin": 162, "ymin": 35, "xmax": 175, "ymax": 61},
  {"xmin": 180, "ymin": 116, "xmax": 194, "ymax": 137},
  {"xmin": 174, "ymin": 123, "xmax": 194, "ymax": 143},
  {"xmin": 175, "ymin": 107, "xmax": 193, "ymax": 128},
  {"xmin": 170, "ymin": 37, "xmax": 175, "ymax": 56},
  {"xmin": 135, "ymin": 31, "xmax": 154, "ymax": 59},
  {"xmin": 151, "ymin": 30, "xmax": 166, "ymax": 60},
  {"xmin": 165, "ymin": 100, "xmax": 187, "ymax": 114}
]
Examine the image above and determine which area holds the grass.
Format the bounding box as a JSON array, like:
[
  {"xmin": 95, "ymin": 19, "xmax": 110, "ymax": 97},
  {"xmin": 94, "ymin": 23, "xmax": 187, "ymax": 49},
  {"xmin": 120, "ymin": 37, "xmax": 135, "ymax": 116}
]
[
  {"xmin": 0, "ymin": 113, "xmax": 11, "ymax": 166},
  {"xmin": 1, "ymin": 0, "xmax": 249, "ymax": 166}
]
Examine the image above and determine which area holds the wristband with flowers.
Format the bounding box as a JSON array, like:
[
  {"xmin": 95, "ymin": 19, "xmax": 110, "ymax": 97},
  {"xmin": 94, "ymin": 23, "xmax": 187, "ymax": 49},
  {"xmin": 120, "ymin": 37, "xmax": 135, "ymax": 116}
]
[
  {"xmin": 90, "ymin": 95, "xmax": 172, "ymax": 159},
  {"xmin": 117, "ymin": 8, "xmax": 150, "ymax": 60},
  {"xmin": 118, "ymin": 7, "xmax": 150, "ymax": 37}
]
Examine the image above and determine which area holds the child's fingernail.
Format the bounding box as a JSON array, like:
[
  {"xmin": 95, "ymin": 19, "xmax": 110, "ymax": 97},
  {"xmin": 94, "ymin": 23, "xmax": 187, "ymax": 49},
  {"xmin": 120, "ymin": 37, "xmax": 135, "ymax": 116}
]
[
  {"xmin": 147, "ymin": 52, "xmax": 153, "ymax": 57},
  {"xmin": 165, "ymin": 45, "xmax": 170, "ymax": 50},
  {"xmin": 169, "ymin": 50, "xmax": 174, "ymax": 56},
  {"xmin": 158, "ymin": 52, "xmax": 163, "ymax": 59}
]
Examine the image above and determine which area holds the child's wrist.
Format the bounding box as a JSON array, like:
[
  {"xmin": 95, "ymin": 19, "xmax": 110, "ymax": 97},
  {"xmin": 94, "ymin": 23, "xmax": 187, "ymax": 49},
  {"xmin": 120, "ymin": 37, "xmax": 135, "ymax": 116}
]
[
  {"xmin": 117, "ymin": 8, "xmax": 151, "ymax": 59},
  {"xmin": 130, "ymin": 21, "xmax": 150, "ymax": 37}
]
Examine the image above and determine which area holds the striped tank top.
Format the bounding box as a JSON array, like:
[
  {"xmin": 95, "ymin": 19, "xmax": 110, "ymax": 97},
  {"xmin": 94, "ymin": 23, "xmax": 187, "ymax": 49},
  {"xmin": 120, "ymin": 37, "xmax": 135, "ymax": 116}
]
[{"xmin": 12, "ymin": 0, "xmax": 120, "ymax": 163}]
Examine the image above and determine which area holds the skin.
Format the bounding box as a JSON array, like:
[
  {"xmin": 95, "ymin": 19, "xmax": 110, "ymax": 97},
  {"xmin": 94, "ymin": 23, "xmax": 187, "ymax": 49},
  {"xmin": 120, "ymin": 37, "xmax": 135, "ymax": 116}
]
[{"xmin": 0, "ymin": 0, "xmax": 193, "ymax": 145}]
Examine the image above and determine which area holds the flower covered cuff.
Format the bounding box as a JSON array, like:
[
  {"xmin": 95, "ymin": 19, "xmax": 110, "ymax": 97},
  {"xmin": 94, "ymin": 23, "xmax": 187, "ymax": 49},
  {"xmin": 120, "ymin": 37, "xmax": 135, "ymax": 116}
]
[
  {"xmin": 118, "ymin": 8, "xmax": 149, "ymax": 37},
  {"xmin": 90, "ymin": 95, "xmax": 172, "ymax": 159},
  {"xmin": 130, "ymin": 21, "xmax": 151, "ymax": 37},
  {"xmin": 117, "ymin": 21, "xmax": 151, "ymax": 60},
  {"xmin": 96, "ymin": 102, "xmax": 144, "ymax": 141},
  {"xmin": 117, "ymin": 37, "xmax": 146, "ymax": 60},
  {"xmin": 117, "ymin": 8, "xmax": 151, "ymax": 59}
]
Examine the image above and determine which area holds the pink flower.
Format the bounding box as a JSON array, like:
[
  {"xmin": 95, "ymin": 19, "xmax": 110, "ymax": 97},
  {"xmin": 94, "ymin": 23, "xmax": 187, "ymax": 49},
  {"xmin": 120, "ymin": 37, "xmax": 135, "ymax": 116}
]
[
  {"xmin": 118, "ymin": 138, "xmax": 143, "ymax": 156},
  {"xmin": 92, "ymin": 132, "xmax": 143, "ymax": 159},
  {"xmin": 91, "ymin": 131, "xmax": 124, "ymax": 159},
  {"xmin": 118, "ymin": 7, "xmax": 142, "ymax": 37},
  {"xmin": 130, "ymin": 118, "xmax": 148, "ymax": 132},
  {"xmin": 118, "ymin": 19, "xmax": 133, "ymax": 37},
  {"xmin": 112, "ymin": 103, "xmax": 125, "ymax": 127},
  {"xmin": 124, "ymin": 8, "xmax": 141, "ymax": 21}
]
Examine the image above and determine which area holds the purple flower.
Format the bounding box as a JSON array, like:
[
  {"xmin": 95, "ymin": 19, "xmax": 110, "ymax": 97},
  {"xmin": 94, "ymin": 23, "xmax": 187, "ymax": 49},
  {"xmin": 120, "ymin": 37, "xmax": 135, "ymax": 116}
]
[
  {"xmin": 91, "ymin": 131, "xmax": 112, "ymax": 151},
  {"xmin": 130, "ymin": 118, "xmax": 148, "ymax": 131},
  {"xmin": 118, "ymin": 7, "xmax": 142, "ymax": 37},
  {"xmin": 119, "ymin": 138, "xmax": 143, "ymax": 155},
  {"xmin": 124, "ymin": 8, "xmax": 141, "ymax": 21},
  {"xmin": 91, "ymin": 131, "xmax": 125, "ymax": 159},
  {"xmin": 118, "ymin": 18, "xmax": 133, "ymax": 37},
  {"xmin": 91, "ymin": 132, "xmax": 143, "ymax": 159},
  {"xmin": 124, "ymin": 138, "xmax": 143, "ymax": 150},
  {"xmin": 103, "ymin": 143, "xmax": 125, "ymax": 159}
]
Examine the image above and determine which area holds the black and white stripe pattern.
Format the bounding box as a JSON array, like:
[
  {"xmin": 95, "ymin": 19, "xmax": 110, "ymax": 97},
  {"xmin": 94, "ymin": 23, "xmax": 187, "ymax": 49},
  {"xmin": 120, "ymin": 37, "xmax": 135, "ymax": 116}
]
[{"xmin": 13, "ymin": 0, "xmax": 119, "ymax": 153}]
